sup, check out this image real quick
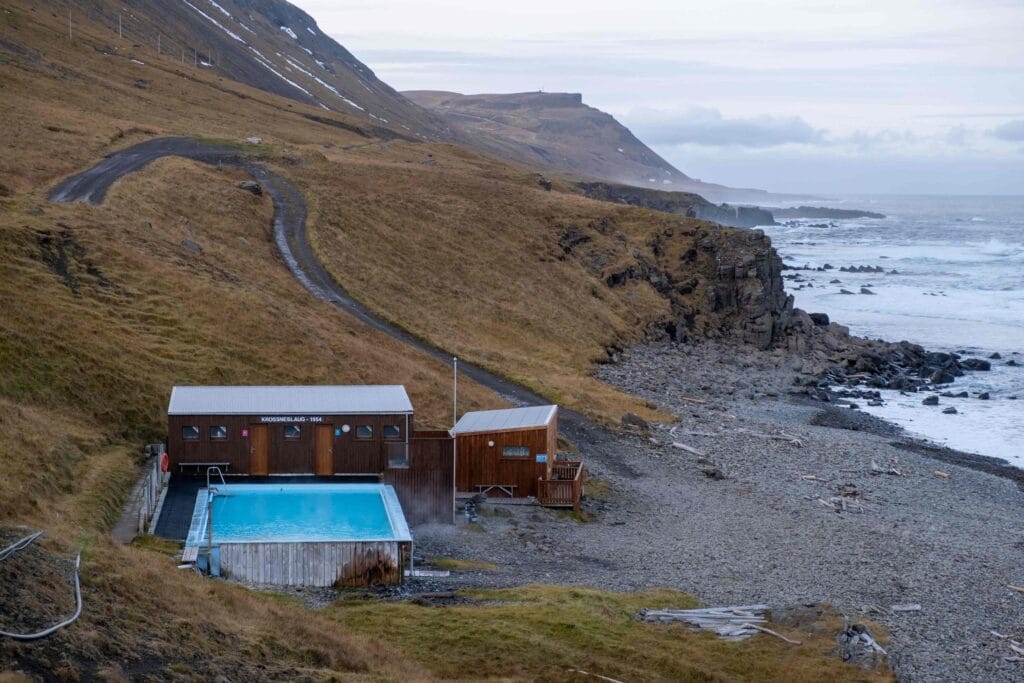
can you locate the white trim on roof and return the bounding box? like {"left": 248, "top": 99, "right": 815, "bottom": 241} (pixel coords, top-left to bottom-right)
{"left": 450, "top": 405, "right": 557, "bottom": 435}
{"left": 168, "top": 385, "right": 414, "bottom": 416}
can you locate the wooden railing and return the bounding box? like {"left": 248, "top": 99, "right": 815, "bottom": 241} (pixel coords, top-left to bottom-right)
{"left": 537, "top": 460, "right": 584, "bottom": 511}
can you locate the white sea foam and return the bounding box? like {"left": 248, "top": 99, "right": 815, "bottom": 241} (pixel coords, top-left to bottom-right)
{"left": 763, "top": 194, "right": 1024, "bottom": 467}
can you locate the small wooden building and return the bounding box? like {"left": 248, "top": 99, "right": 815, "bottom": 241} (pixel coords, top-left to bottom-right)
{"left": 166, "top": 385, "right": 454, "bottom": 524}
{"left": 167, "top": 385, "right": 416, "bottom": 475}
{"left": 451, "top": 405, "right": 559, "bottom": 499}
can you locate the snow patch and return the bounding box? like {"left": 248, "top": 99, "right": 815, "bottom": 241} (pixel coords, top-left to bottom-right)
{"left": 238, "top": 22, "right": 256, "bottom": 35}
{"left": 306, "top": 27, "right": 316, "bottom": 36}
{"left": 205, "top": 0, "right": 231, "bottom": 18}
{"left": 617, "top": 147, "right": 624, "bottom": 153}
{"left": 300, "top": 46, "right": 313, "bottom": 57}
{"left": 316, "top": 60, "right": 327, "bottom": 69}
{"left": 283, "top": 56, "right": 314, "bottom": 78}
{"left": 247, "top": 46, "right": 312, "bottom": 96}
{"left": 181, "top": 0, "right": 244, "bottom": 43}
{"left": 310, "top": 75, "right": 364, "bottom": 111}
{"left": 280, "top": 26, "right": 298, "bottom": 40}
{"left": 131, "top": 59, "right": 145, "bottom": 65}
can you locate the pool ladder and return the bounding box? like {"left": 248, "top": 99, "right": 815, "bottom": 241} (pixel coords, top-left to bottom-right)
{"left": 206, "top": 466, "right": 227, "bottom": 493}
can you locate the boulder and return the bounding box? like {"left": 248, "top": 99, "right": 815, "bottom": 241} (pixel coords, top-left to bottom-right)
{"left": 942, "top": 406, "right": 958, "bottom": 414}
{"left": 961, "top": 358, "right": 991, "bottom": 371}
{"left": 929, "top": 369, "right": 955, "bottom": 385}
{"left": 181, "top": 239, "right": 203, "bottom": 253}
{"left": 978, "top": 392, "right": 990, "bottom": 400}
{"left": 860, "top": 287, "right": 876, "bottom": 295}
{"left": 809, "top": 312, "right": 830, "bottom": 326}
{"left": 621, "top": 412, "right": 650, "bottom": 431}
{"left": 1007, "top": 359, "right": 1019, "bottom": 367}
{"left": 989, "top": 352, "right": 1002, "bottom": 359}
{"left": 922, "top": 395, "right": 939, "bottom": 406}
{"left": 236, "top": 180, "right": 263, "bottom": 196}
{"left": 840, "top": 289, "right": 855, "bottom": 295}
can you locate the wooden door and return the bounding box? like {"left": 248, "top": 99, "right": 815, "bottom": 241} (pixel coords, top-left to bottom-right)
{"left": 315, "top": 424, "right": 334, "bottom": 475}
{"left": 249, "top": 424, "right": 268, "bottom": 475}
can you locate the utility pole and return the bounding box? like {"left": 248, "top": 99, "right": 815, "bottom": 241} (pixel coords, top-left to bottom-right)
{"left": 118, "top": 14, "right": 122, "bottom": 39}
{"left": 68, "top": 9, "right": 72, "bottom": 41}
{"left": 157, "top": 33, "right": 160, "bottom": 55}
{"left": 452, "top": 357, "right": 458, "bottom": 428}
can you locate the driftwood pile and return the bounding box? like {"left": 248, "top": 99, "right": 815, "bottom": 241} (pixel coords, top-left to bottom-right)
{"left": 837, "top": 620, "right": 887, "bottom": 669}
{"left": 638, "top": 605, "right": 801, "bottom": 644}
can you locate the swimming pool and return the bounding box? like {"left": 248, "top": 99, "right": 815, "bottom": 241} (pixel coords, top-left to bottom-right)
{"left": 185, "top": 483, "right": 412, "bottom": 586}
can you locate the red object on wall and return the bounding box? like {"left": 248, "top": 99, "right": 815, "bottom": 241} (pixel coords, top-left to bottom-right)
{"left": 159, "top": 452, "right": 169, "bottom": 472}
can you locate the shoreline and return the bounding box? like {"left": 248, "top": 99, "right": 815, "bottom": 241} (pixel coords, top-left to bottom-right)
{"left": 407, "top": 340, "right": 1023, "bottom": 682}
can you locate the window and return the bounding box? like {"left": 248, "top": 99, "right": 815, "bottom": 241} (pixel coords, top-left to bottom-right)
{"left": 382, "top": 424, "right": 401, "bottom": 440}
{"left": 182, "top": 426, "right": 200, "bottom": 440}
{"left": 355, "top": 425, "right": 373, "bottom": 439}
{"left": 283, "top": 425, "right": 301, "bottom": 440}
{"left": 209, "top": 425, "right": 228, "bottom": 440}
{"left": 502, "top": 445, "right": 530, "bottom": 458}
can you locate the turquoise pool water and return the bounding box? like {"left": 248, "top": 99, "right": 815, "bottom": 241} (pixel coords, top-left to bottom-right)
{"left": 186, "top": 483, "right": 411, "bottom": 545}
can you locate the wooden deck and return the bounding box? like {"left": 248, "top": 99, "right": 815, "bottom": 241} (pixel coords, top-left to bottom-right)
{"left": 536, "top": 460, "right": 584, "bottom": 511}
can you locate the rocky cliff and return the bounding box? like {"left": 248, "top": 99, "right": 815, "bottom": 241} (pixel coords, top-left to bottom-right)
{"left": 577, "top": 181, "right": 776, "bottom": 229}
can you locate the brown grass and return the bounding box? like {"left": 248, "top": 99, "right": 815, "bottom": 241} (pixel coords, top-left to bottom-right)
{"left": 329, "top": 585, "right": 894, "bottom": 682}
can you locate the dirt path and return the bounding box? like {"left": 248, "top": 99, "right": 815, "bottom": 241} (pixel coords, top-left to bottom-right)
{"left": 48, "top": 136, "right": 567, "bottom": 421}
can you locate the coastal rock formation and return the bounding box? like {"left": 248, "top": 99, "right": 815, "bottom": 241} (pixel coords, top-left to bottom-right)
{"left": 773, "top": 206, "right": 886, "bottom": 220}
{"left": 577, "top": 181, "right": 776, "bottom": 229}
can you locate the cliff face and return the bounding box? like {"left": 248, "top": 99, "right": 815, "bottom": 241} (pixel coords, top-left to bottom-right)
{"left": 576, "top": 181, "right": 776, "bottom": 229}
{"left": 403, "top": 90, "right": 687, "bottom": 186}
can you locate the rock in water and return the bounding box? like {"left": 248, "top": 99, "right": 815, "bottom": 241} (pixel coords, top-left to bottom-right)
{"left": 942, "top": 406, "right": 958, "bottom": 414}
{"left": 860, "top": 287, "right": 876, "bottom": 295}
{"left": 809, "top": 312, "right": 830, "bottom": 326}
{"left": 961, "top": 358, "right": 991, "bottom": 371}
{"left": 922, "top": 395, "right": 939, "bottom": 406}
{"left": 978, "top": 392, "right": 991, "bottom": 400}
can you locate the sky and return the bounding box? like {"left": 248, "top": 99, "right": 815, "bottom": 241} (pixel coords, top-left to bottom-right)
{"left": 291, "top": 0, "right": 1024, "bottom": 195}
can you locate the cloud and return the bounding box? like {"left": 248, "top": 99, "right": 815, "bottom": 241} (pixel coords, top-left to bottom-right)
{"left": 989, "top": 119, "right": 1024, "bottom": 141}
{"left": 626, "top": 107, "right": 826, "bottom": 148}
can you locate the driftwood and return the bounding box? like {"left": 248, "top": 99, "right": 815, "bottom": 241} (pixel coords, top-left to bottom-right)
{"left": 566, "top": 668, "right": 626, "bottom": 683}
{"left": 734, "top": 427, "right": 803, "bottom": 447}
{"left": 890, "top": 603, "right": 921, "bottom": 612}
{"left": 639, "top": 605, "right": 777, "bottom": 641}
{"left": 1007, "top": 584, "right": 1024, "bottom": 594}
{"left": 817, "top": 496, "right": 868, "bottom": 513}
{"left": 676, "top": 396, "right": 708, "bottom": 405}
{"left": 672, "top": 442, "right": 707, "bottom": 457}
{"left": 870, "top": 459, "right": 906, "bottom": 476}
{"left": 800, "top": 474, "right": 830, "bottom": 483}
{"left": 741, "top": 622, "right": 802, "bottom": 645}
{"left": 933, "top": 470, "right": 951, "bottom": 478}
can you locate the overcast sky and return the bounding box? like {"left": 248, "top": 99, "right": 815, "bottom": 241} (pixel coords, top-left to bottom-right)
{"left": 293, "top": 0, "right": 1024, "bottom": 195}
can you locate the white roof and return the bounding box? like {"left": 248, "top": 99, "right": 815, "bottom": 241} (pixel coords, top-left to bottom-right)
{"left": 168, "top": 385, "right": 414, "bottom": 415}
{"left": 450, "top": 405, "right": 557, "bottom": 435}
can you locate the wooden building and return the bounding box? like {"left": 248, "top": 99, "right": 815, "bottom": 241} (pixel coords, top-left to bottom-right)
{"left": 452, "top": 405, "right": 559, "bottom": 499}
{"left": 166, "top": 385, "right": 453, "bottom": 524}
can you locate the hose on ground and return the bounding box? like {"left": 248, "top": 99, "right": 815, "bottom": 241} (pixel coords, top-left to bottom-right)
{"left": 0, "top": 531, "right": 83, "bottom": 640}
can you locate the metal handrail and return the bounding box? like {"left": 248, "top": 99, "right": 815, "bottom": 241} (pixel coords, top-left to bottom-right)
{"left": 206, "top": 466, "right": 226, "bottom": 491}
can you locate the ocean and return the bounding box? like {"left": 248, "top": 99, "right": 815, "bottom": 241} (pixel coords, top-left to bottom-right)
{"left": 758, "top": 195, "right": 1024, "bottom": 468}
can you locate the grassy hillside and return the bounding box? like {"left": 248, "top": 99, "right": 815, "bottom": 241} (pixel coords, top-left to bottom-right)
{"left": 0, "top": 3, "right": 887, "bottom": 680}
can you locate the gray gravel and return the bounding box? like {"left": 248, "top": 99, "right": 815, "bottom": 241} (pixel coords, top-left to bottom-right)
{"left": 413, "top": 341, "right": 1024, "bottom": 683}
